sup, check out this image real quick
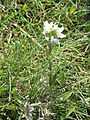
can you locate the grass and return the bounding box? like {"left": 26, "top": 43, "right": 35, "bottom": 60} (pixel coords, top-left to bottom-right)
{"left": 0, "top": 0, "right": 90, "bottom": 119}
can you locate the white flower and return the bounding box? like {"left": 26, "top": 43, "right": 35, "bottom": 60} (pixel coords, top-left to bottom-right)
{"left": 42, "top": 31, "right": 46, "bottom": 35}
{"left": 58, "top": 27, "right": 64, "bottom": 33}
{"left": 45, "top": 36, "right": 59, "bottom": 44}
{"left": 51, "top": 36, "right": 59, "bottom": 44}
{"left": 57, "top": 27, "right": 66, "bottom": 38}
{"left": 43, "top": 21, "right": 66, "bottom": 43}
{"left": 43, "top": 21, "right": 53, "bottom": 35}
{"left": 59, "top": 33, "right": 66, "bottom": 38}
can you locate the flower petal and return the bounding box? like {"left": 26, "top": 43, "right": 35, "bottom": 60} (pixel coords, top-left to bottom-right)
{"left": 50, "top": 22, "right": 53, "bottom": 27}
{"left": 45, "top": 36, "right": 49, "bottom": 41}
{"left": 53, "top": 39, "right": 59, "bottom": 44}
{"left": 53, "top": 24, "right": 58, "bottom": 30}
{"left": 51, "top": 36, "right": 59, "bottom": 43}
{"left": 58, "top": 27, "right": 64, "bottom": 33}
{"left": 51, "top": 36, "right": 54, "bottom": 42}
{"left": 44, "top": 21, "right": 49, "bottom": 26}
{"left": 59, "top": 33, "right": 66, "bottom": 38}
{"left": 42, "top": 31, "right": 46, "bottom": 35}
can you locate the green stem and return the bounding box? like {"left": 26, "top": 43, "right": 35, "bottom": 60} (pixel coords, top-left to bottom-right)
{"left": 48, "top": 38, "right": 52, "bottom": 86}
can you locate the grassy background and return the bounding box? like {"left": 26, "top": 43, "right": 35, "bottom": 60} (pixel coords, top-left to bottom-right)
{"left": 0, "top": 0, "right": 90, "bottom": 119}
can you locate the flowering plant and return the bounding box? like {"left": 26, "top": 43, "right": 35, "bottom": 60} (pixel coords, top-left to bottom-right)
{"left": 42, "top": 21, "right": 66, "bottom": 86}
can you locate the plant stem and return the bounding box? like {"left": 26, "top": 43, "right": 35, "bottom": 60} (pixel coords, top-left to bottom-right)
{"left": 48, "top": 38, "right": 52, "bottom": 86}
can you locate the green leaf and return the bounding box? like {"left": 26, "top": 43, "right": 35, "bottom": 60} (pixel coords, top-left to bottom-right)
{"left": 66, "top": 107, "right": 75, "bottom": 118}
{"left": 60, "top": 91, "right": 72, "bottom": 101}
{"left": 23, "top": 3, "right": 27, "bottom": 11}
{"left": 70, "top": 6, "right": 76, "bottom": 15}
{"left": 6, "top": 104, "right": 16, "bottom": 111}
{"left": 12, "top": 87, "right": 16, "bottom": 93}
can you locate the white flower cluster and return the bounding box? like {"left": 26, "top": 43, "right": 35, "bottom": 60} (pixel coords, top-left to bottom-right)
{"left": 43, "top": 21, "right": 66, "bottom": 43}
